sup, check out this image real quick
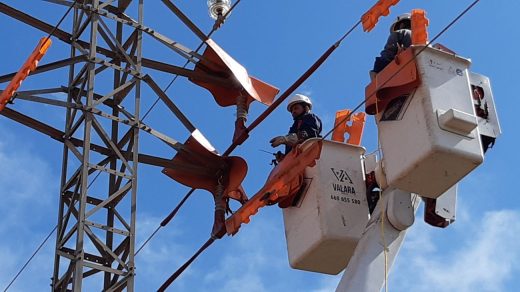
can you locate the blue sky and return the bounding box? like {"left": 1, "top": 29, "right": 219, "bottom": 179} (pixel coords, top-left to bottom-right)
{"left": 0, "top": 0, "right": 519, "bottom": 291}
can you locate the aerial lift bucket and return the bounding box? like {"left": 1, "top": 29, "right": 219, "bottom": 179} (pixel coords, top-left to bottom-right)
{"left": 225, "top": 139, "right": 323, "bottom": 236}
{"left": 281, "top": 140, "right": 369, "bottom": 275}
{"left": 368, "top": 46, "right": 485, "bottom": 198}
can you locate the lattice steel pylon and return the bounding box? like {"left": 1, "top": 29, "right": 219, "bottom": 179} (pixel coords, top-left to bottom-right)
{"left": 50, "top": 1, "right": 143, "bottom": 290}
{"left": 0, "top": 0, "right": 251, "bottom": 290}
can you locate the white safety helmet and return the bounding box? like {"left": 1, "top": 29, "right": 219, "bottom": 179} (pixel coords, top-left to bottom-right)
{"left": 287, "top": 94, "right": 312, "bottom": 112}
{"left": 390, "top": 13, "right": 411, "bottom": 32}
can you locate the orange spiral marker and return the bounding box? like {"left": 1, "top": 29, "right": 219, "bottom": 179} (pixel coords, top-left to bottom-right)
{"left": 361, "top": 0, "right": 401, "bottom": 32}
{"left": 0, "top": 37, "right": 52, "bottom": 111}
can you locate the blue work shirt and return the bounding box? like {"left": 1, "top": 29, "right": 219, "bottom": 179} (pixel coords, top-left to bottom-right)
{"left": 373, "top": 29, "right": 412, "bottom": 73}
{"left": 285, "top": 112, "right": 322, "bottom": 154}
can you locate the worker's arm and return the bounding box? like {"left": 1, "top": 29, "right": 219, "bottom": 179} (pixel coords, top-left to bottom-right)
{"left": 373, "top": 29, "right": 411, "bottom": 73}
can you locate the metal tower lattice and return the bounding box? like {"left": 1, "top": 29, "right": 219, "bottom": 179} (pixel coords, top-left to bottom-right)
{"left": 0, "top": 0, "right": 219, "bottom": 290}
{"left": 51, "top": 1, "right": 143, "bottom": 290}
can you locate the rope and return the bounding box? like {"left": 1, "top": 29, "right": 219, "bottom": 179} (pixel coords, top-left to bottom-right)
{"left": 374, "top": 95, "right": 389, "bottom": 292}
{"left": 321, "top": 3, "right": 483, "bottom": 290}
{"left": 380, "top": 188, "right": 389, "bottom": 292}
{"left": 325, "top": 3, "right": 483, "bottom": 290}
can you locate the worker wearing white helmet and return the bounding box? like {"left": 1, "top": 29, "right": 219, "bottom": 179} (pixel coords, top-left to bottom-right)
{"left": 371, "top": 12, "right": 412, "bottom": 76}
{"left": 270, "top": 94, "right": 322, "bottom": 155}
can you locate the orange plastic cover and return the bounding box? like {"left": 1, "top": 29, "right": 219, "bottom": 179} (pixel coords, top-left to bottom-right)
{"left": 225, "top": 139, "right": 322, "bottom": 236}
{"left": 361, "top": 0, "right": 401, "bottom": 32}
{"left": 190, "top": 39, "right": 280, "bottom": 107}
{"left": 365, "top": 48, "right": 420, "bottom": 115}
{"left": 0, "top": 37, "right": 52, "bottom": 111}
{"left": 162, "top": 134, "right": 247, "bottom": 198}
{"left": 411, "top": 9, "right": 429, "bottom": 45}
{"left": 331, "top": 110, "right": 366, "bottom": 146}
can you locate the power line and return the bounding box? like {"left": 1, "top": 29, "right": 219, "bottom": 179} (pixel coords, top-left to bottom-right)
{"left": 223, "top": 18, "right": 362, "bottom": 156}
{"left": 4, "top": 153, "right": 115, "bottom": 291}
{"left": 4, "top": 0, "right": 482, "bottom": 290}
{"left": 134, "top": 1, "right": 244, "bottom": 255}
{"left": 158, "top": 0, "right": 483, "bottom": 289}
{"left": 2, "top": 2, "right": 80, "bottom": 291}
{"left": 156, "top": 13, "right": 366, "bottom": 292}
{"left": 43, "top": 0, "right": 78, "bottom": 44}
{"left": 323, "top": 0, "right": 481, "bottom": 140}
{"left": 4, "top": 4, "right": 243, "bottom": 287}
{"left": 157, "top": 237, "right": 215, "bottom": 292}
{"left": 141, "top": 0, "right": 243, "bottom": 121}
{"left": 144, "top": 11, "right": 363, "bottom": 286}
{"left": 135, "top": 188, "right": 195, "bottom": 255}
{"left": 3, "top": 226, "right": 58, "bottom": 292}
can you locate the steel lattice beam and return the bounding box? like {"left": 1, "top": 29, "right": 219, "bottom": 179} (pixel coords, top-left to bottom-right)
{"left": 49, "top": 1, "right": 142, "bottom": 290}
{"left": 0, "top": 0, "right": 229, "bottom": 290}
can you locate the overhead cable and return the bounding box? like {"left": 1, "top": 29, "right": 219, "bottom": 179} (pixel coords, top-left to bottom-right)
{"left": 157, "top": 12, "right": 369, "bottom": 292}
{"left": 135, "top": 1, "right": 244, "bottom": 255}
{"left": 323, "top": 0, "right": 481, "bottom": 140}
{"left": 2, "top": 2, "right": 80, "bottom": 290}
{"left": 141, "top": 0, "right": 242, "bottom": 120}
{"left": 3, "top": 227, "right": 57, "bottom": 291}
{"left": 158, "top": 1, "right": 482, "bottom": 290}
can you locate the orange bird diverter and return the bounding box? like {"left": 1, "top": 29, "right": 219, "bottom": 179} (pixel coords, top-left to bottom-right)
{"left": 0, "top": 37, "right": 52, "bottom": 111}
{"left": 361, "top": 0, "right": 401, "bottom": 32}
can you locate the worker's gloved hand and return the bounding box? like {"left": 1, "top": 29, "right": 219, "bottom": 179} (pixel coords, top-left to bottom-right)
{"left": 285, "top": 133, "right": 299, "bottom": 146}
{"left": 270, "top": 136, "right": 286, "bottom": 147}
{"left": 270, "top": 133, "right": 299, "bottom": 148}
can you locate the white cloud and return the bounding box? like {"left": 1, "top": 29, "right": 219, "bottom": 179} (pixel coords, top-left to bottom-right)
{"left": 200, "top": 216, "right": 284, "bottom": 292}
{"left": 0, "top": 130, "right": 57, "bottom": 291}
{"left": 133, "top": 213, "right": 199, "bottom": 291}
{"left": 170, "top": 211, "right": 344, "bottom": 292}
{"left": 392, "top": 210, "right": 520, "bottom": 292}
{"left": 1, "top": 130, "right": 516, "bottom": 292}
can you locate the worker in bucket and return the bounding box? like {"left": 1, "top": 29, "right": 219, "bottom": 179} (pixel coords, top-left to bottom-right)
{"left": 270, "top": 94, "right": 322, "bottom": 158}
{"left": 370, "top": 13, "right": 412, "bottom": 79}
